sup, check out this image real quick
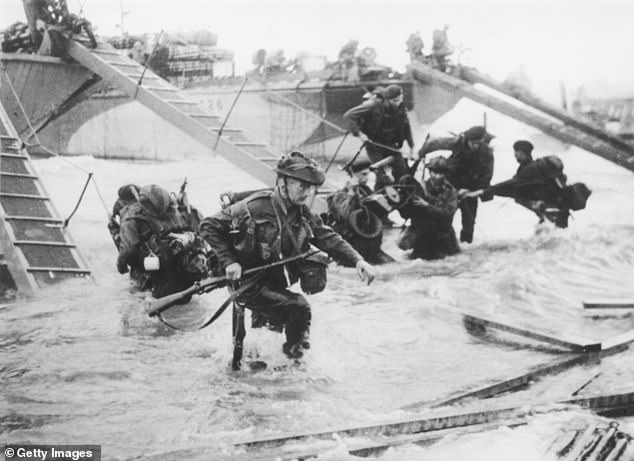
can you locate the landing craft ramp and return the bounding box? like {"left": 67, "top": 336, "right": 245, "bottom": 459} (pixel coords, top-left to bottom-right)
{"left": 409, "top": 61, "right": 634, "bottom": 173}
{"left": 0, "top": 100, "right": 91, "bottom": 296}
{"left": 64, "top": 39, "right": 295, "bottom": 187}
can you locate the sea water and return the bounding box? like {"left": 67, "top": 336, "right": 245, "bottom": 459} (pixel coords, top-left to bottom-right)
{"left": 2, "top": 105, "right": 634, "bottom": 460}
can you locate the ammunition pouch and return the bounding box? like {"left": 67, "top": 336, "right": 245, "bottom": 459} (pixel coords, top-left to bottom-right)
{"left": 298, "top": 251, "right": 329, "bottom": 295}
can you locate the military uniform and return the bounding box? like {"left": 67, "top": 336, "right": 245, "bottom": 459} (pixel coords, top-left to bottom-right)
{"left": 398, "top": 162, "right": 459, "bottom": 260}
{"left": 325, "top": 183, "right": 393, "bottom": 265}
{"left": 200, "top": 188, "right": 363, "bottom": 356}
{"left": 484, "top": 155, "right": 569, "bottom": 228}
{"left": 344, "top": 86, "right": 413, "bottom": 190}
{"left": 117, "top": 185, "right": 205, "bottom": 298}
{"left": 420, "top": 126, "right": 494, "bottom": 243}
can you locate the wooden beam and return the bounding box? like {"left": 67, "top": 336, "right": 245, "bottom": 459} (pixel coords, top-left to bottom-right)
{"left": 405, "top": 341, "right": 630, "bottom": 411}
{"left": 583, "top": 301, "right": 634, "bottom": 309}
{"left": 462, "top": 313, "right": 601, "bottom": 352}
{"left": 231, "top": 391, "right": 634, "bottom": 459}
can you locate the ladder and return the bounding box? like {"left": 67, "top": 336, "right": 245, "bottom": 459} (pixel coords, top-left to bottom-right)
{"left": 409, "top": 62, "right": 634, "bottom": 173}
{"left": 64, "top": 39, "right": 281, "bottom": 186}
{"left": 0, "top": 101, "right": 91, "bottom": 295}
{"left": 459, "top": 66, "right": 634, "bottom": 157}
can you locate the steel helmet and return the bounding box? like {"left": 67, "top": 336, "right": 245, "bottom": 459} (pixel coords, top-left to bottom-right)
{"left": 427, "top": 156, "right": 449, "bottom": 173}
{"left": 138, "top": 184, "right": 172, "bottom": 216}
{"left": 276, "top": 151, "right": 326, "bottom": 186}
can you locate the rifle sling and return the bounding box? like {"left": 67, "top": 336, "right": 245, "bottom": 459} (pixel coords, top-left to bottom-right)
{"left": 157, "top": 272, "right": 265, "bottom": 331}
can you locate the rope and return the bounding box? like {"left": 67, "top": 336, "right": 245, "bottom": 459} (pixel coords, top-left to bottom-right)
{"left": 325, "top": 132, "right": 349, "bottom": 174}
{"left": 249, "top": 76, "right": 347, "bottom": 135}
{"left": 214, "top": 76, "right": 248, "bottom": 150}
{"left": 62, "top": 172, "right": 92, "bottom": 228}
{"left": 0, "top": 63, "right": 42, "bottom": 147}
{"left": 134, "top": 30, "right": 164, "bottom": 98}
{"left": 1, "top": 63, "right": 112, "bottom": 221}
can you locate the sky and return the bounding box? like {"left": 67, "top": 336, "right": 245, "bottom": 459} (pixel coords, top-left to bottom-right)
{"left": 3, "top": 0, "right": 634, "bottom": 99}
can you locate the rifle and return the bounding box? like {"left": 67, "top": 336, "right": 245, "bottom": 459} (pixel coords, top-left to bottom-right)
{"left": 177, "top": 177, "right": 191, "bottom": 214}
{"left": 147, "top": 249, "right": 320, "bottom": 318}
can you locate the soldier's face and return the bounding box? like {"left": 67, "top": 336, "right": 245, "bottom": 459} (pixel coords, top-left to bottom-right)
{"left": 429, "top": 170, "right": 445, "bottom": 185}
{"left": 467, "top": 139, "right": 484, "bottom": 150}
{"left": 514, "top": 149, "right": 531, "bottom": 164}
{"left": 388, "top": 95, "right": 403, "bottom": 107}
{"left": 285, "top": 178, "right": 316, "bottom": 205}
{"left": 353, "top": 169, "right": 370, "bottom": 185}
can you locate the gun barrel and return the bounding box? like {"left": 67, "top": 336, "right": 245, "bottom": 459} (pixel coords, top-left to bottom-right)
{"left": 147, "top": 284, "right": 200, "bottom": 317}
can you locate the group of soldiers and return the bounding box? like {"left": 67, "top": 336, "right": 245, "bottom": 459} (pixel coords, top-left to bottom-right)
{"left": 111, "top": 84, "right": 590, "bottom": 368}
{"left": 336, "top": 83, "right": 591, "bottom": 263}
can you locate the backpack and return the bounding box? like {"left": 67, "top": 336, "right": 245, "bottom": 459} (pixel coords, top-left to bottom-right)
{"left": 563, "top": 182, "right": 592, "bottom": 210}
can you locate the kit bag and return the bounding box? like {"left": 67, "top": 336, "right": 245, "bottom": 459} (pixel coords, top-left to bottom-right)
{"left": 564, "top": 182, "right": 592, "bottom": 210}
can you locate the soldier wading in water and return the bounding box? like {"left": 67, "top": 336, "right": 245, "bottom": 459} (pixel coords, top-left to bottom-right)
{"left": 200, "top": 152, "right": 375, "bottom": 362}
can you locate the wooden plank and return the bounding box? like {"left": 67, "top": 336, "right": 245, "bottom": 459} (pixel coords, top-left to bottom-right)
{"left": 406, "top": 341, "right": 630, "bottom": 411}
{"left": 242, "top": 419, "right": 528, "bottom": 461}
{"left": 460, "top": 67, "right": 634, "bottom": 156}
{"left": 234, "top": 391, "right": 634, "bottom": 456}
{"left": 583, "top": 301, "right": 634, "bottom": 309}
{"left": 601, "top": 329, "right": 634, "bottom": 352}
{"left": 409, "top": 62, "right": 634, "bottom": 172}
{"left": 234, "top": 404, "right": 524, "bottom": 452}
{"left": 415, "top": 353, "right": 589, "bottom": 410}
{"left": 462, "top": 313, "right": 601, "bottom": 352}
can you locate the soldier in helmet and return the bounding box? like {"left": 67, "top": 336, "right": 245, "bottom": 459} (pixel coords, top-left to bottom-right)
{"left": 397, "top": 156, "right": 460, "bottom": 260}
{"left": 417, "top": 125, "right": 494, "bottom": 243}
{"left": 200, "top": 152, "right": 375, "bottom": 362}
{"left": 116, "top": 184, "right": 207, "bottom": 298}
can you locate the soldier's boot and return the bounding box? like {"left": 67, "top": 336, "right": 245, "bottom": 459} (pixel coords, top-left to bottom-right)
{"left": 460, "top": 230, "right": 473, "bottom": 244}
{"left": 282, "top": 342, "right": 303, "bottom": 359}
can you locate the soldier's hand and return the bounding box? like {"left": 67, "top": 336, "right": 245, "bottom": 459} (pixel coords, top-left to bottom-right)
{"left": 462, "top": 189, "right": 483, "bottom": 199}
{"left": 225, "top": 262, "right": 243, "bottom": 281}
{"left": 356, "top": 260, "right": 375, "bottom": 285}
{"left": 359, "top": 133, "right": 369, "bottom": 143}
{"left": 412, "top": 196, "right": 429, "bottom": 207}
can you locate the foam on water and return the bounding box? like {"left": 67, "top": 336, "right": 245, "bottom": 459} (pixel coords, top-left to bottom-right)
{"left": 2, "top": 109, "right": 634, "bottom": 458}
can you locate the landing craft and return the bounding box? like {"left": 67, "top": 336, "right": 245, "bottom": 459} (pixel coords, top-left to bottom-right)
{"left": 1, "top": 6, "right": 634, "bottom": 460}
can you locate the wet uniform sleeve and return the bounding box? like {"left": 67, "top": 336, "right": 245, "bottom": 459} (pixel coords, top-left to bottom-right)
{"left": 343, "top": 101, "right": 375, "bottom": 136}
{"left": 308, "top": 212, "right": 363, "bottom": 266}
{"left": 418, "top": 136, "right": 458, "bottom": 157}
{"left": 117, "top": 218, "right": 142, "bottom": 267}
{"left": 485, "top": 177, "right": 522, "bottom": 198}
{"left": 199, "top": 208, "right": 239, "bottom": 270}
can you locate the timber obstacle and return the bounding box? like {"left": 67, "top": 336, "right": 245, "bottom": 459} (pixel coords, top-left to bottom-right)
{"left": 401, "top": 314, "right": 634, "bottom": 410}
{"left": 223, "top": 391, "right": 634, "bottom": 460}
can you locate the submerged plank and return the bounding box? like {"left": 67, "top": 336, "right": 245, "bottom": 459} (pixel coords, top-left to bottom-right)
{"left": 583, "top": 301, "right": 634, "bottom": 309}
{"left": 233, "top": 391, "right": 634, "bottom": 458}
{"left": 463, "top": 313, "right": 601, "bottom": 352}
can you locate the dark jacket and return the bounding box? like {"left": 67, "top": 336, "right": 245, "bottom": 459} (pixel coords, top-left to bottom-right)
{"left": 484, "top": 155, "right": 569, "bottom": 227}
{"left": 117, "top": 202, "right": 198, "bottom": 271}
{"left": 200, "top": 190, "right": 362, "bottom": 288}
{"left": 487, "top": 156, "right": 566, "bottom": 202}
{"left": 398, "top": 175, "right": 459, "bottom": 260}
{"left": 344, "top": 99, "right": 414, "bottom": 148}
{"left": 325, "top": 184, "right": 388, "bottom": 265}
{"left": 421, "top": 136, "right": 494, "bottom": 190}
